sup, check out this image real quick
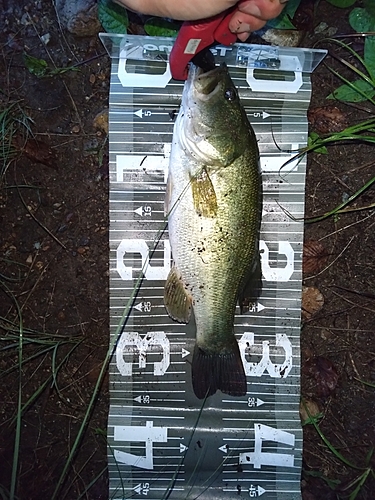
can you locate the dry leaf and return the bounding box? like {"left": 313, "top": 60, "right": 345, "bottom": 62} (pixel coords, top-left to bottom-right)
{"left": 303, "top": 356, "right": 339, "bottom": 397}
{"left": 93, "top": 109, "right": 109, "bottom": 135}
{"left": 300, "top": 399, "right": 320, "bottom": 424}
{"left": 14, "top": 136, "right": 57, "bottom": 169}
{"left": 303, "top": 240, "right": 329, "bottom": 275}
{"left": 302, "top": 286, "right": 324, "bottom": 320}
{"left": 308, "top": 105, "right": 348, "bottom": 134}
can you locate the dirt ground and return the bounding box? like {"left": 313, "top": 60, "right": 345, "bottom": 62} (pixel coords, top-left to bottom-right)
{"left": 1, "top": 1, "right": 375, "bottom": 499}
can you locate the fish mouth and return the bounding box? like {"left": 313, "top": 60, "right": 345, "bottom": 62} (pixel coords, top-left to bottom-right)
{"left": 190, "top": 63, "right": 227, "bottom": 96}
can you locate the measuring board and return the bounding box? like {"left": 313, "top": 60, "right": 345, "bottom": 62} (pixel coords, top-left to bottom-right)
{"left": 101, "top": 34, "right": 326, "bottom": 500}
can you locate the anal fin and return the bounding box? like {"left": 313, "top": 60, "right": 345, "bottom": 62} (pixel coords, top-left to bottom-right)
{"left": 191, "top": 341, "right": 247, "bottom": 399}
{"left": 164, "top": 266, "right": 192, "bottom": 323}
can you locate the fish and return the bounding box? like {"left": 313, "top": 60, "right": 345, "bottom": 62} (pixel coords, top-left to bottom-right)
{"left": 164, "top": 63, "right": 261, "bottom": 399}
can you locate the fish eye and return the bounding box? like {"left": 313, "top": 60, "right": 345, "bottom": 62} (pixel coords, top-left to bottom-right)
{"left": 224, "top": 88, "right": 237, "bottom": 101}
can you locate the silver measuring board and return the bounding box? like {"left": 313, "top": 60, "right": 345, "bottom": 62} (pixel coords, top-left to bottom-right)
{"left": 102, "top": 34, "right": 326, "bottom": 500}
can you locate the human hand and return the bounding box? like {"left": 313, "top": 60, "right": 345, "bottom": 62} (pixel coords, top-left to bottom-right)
{"left": 114, "top": 0, "right": 287, "bottom": 41}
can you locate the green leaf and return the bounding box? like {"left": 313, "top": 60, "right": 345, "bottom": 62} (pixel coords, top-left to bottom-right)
{"left": 308, "top": 132, "right": 328, "bottom": 154}
{"left": 364, "top": 0, "right": 375, "bottom": 18}
{"left": 304, "top": 470, "right": 341, "bottom": 490}
{"left": 327, "top": 78, "right": 375, "bottom": 102}
{"left": 364, "top": 36, "right": 375, "bottom": 80}
{"left": 325, "top": 0, "right": 356, "bottom": 7}
{"left": 349, "top": 8, "right": 375, "bottom": 78}
{"left": 97, "top": 0, "right": 128, "bottom": 34}
{"left": 24, "top": 54, "right": 48, "bottom": 77}
{"left": 349, "top": 7, "right": 375, "bottom": 32}
{"left": 144, "top": 17, "right": 180, "bottom": 37}
{"left": 266, "top": 0, "right": 301, "bottom": 29}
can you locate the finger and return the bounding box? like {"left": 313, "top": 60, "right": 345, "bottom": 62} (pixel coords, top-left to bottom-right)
{"left": 228, "top": 11, "right": 268, "bottom": 34}
{"left": 113, "top": 0, "right": 238, "bottom": 21}
{"left": 237, "top": 0, "right": 286, "bottom": 21}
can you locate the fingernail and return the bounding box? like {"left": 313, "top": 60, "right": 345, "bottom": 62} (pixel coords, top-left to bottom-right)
{"left": 245, "top": 4, "right": 261, "bottom": 18}
{"left": 233, "top": 22, "right": 252, "bottom": 34}
{"left": 279, "top": 0, "right": 289, "bottom": 4}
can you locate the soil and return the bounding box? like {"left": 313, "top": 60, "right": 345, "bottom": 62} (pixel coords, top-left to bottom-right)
{"left": 1, "top": 1, "right": 375, "bottom": 499}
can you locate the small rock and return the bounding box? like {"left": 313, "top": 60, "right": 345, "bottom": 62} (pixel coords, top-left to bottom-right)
{"left": 40, "top": 33, "right": 50, "bottom": 45}
{"left": 261, "top": 28, "right": 305, "bottom": 47}
{"left": 57, "top": 310, "right": 65, "bottom": 321}
{"left": 314, "top": 21, "right": 328, "bottom": 34}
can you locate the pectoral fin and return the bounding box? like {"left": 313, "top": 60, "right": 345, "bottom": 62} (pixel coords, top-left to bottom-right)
{"left": 190, "top": 167, "right": 217, "bottom": 218}
{"left": 164, "top": 266, "right": 192, "bottom": 323}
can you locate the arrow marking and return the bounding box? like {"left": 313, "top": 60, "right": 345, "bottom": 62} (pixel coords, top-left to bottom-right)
{"left": 134, "top": 109, "right": 143, "bottom": 118}
{"left": 257, "top": 398, "right": 265, "bottom": 407}
{"left": 180, "top": 443, "right": 188, "bottom": 453}
{"left": 262, "top": 111, "right": 270, "bottom": 119}
{"left": 134, "top": 302, "right": 143, "bottom": 312}
{"left": 134, "top": 206, "right": 143, "bottom": 216}
{"left": 247, "top": 302, "right": 265, "bottom": 313}
{"left": 134, "top": 483, "right": 142, "bottom": 494}
{"left": 181, "top": 348, "right": 190, "bottom": 358}
{"left": 258, "top": 485, "right": 266, "bottom": 496}
{"left": 219, "top": 444, "right": 228, "bottom": 454}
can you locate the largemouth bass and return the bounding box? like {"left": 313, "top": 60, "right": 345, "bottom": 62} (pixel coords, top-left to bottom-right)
{"left": 164, "top": 63, "right": 261, "bottom": 399}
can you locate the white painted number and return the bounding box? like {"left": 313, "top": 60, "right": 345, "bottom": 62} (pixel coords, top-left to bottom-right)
{"left": 116, "top": 331, "right": 170, "bottom": 376}
{"left": 239, "top": 333, "right": 292, "bottom": 378}
{"left": 114, "top": 421, "right": 167, "bottom": 470}
{"left": 239, "top": 424, "right": 295, "bottom": 469}
{"left": 260, "top": 240, "right": 294, "bottom": 282}
{"left": 116, "top": 239, "right": 171, "bottom": 281}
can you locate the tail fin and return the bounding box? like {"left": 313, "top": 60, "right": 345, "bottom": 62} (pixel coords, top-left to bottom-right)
{"left": 192, "top": 343, "right": 247, "bottom": 399}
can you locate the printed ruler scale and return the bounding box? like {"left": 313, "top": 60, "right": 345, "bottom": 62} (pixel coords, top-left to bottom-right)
{"left": 102, "top": 34, "right": 326, "bottom": 500}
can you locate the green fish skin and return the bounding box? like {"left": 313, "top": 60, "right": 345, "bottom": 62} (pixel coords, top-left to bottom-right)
{"left": 164, "top": 63, "right": 261, "bottom": 399}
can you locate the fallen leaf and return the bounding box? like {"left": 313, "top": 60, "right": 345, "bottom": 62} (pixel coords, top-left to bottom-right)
{"left": 14, "top": 136, "right": 57, "bottom": 168}
{"left": 300, "top": 398, "right": 321, "bottom": 424}
{"left": 308, "top": 105, "right": 349, "bottom": 134}
{"left": 303, "top": 356, "right": 339, "bottom": 397}
{"left": 93, "top": 109, "right": 109, "bottom": 135}
{"left": 302, "top": 286, "right": 324, "bottom": 320}
{"left": 303, "top": 240, "right": 329, "bottom": 275}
